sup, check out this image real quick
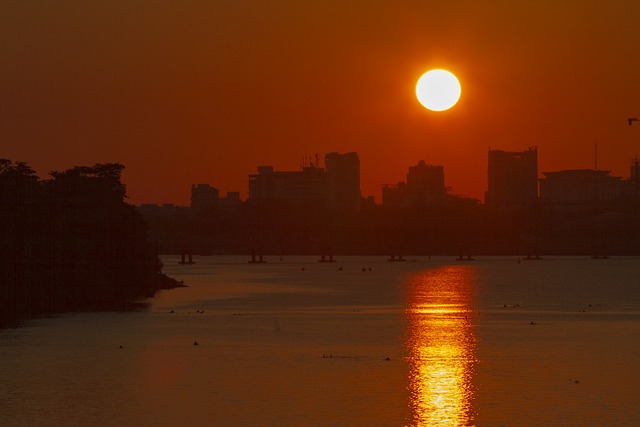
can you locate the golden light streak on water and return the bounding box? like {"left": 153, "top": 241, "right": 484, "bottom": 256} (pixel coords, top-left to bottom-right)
{"left": 406, "top": 266, "right": 478, "bottom": 426}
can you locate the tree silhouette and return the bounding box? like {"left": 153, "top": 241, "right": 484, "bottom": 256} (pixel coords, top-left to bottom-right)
{"left": 0, "top": 160, "right": 176, "bottom": 326}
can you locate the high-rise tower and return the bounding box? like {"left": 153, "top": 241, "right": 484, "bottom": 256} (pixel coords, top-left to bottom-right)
{"left": 485, "top": 147, "right": 538, "bottom": 207}
{"left": 325, "top": 152, "right": 361, "bottom": 209}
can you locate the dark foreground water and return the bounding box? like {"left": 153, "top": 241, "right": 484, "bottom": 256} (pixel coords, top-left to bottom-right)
{"left": 1, "top": 256, "right": 639, "bottom": 426}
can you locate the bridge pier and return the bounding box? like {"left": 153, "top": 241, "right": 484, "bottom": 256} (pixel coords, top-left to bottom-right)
{"left": 249, "top": 253, "right": 266, "bottom": 264}
{"left": 179, "top": 251, "right": 195, "bottom": 264}
{"left": 318, "top": 253, "right": 336, "bottom": 263}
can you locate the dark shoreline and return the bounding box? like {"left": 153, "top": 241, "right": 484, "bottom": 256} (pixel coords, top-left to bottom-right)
{"left": 0, "top": 161, "right": 190, "bottom": 329}
{"left": 0, "top": 272, "right": 185, "bottom": 329}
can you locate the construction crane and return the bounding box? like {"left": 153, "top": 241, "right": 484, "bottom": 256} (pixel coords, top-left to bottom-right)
{"left": 628, "top": 117, "right": 639, "bottom": 126}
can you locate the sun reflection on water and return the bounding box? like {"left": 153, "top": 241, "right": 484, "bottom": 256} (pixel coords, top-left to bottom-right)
{"left": 406, "top": 266, "right": 478, "bottom": 427}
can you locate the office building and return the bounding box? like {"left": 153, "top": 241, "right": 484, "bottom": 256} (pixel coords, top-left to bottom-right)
{"left": 248, "top": 165, "right": 326, "bottom": 203}
{"left": 325, "top": 152, "right": 361, "bottom": 209}
{"left": 382, "top": 161, "right": 446, "bottom": 207}
{"left": 248, "top": 152, "right": 362, "bottom": 207}
{"left": 485, "top": 147, "right": 538, "bottom": 207}
{"left": 190, "top": 184, "right": 219, "bottom": 214}
{"left": 539, "top": 169, "right": 633, "bottom": 204}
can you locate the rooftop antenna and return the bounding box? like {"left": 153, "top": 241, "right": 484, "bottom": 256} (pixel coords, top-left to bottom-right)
{"left": 594, "top": 143, "right": 598, "bottom": 171}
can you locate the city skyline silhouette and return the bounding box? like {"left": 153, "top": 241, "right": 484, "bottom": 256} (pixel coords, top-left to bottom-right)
{"left": 139, "top": 145, "right": 637, "bottom": 207}
{"left": 3, "top": 2, "right": 640, "bottom": 205}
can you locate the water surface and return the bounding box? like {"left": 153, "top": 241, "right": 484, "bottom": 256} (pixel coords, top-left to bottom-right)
{"left": 1, "top": 256, "right": 639, "bottom": 426}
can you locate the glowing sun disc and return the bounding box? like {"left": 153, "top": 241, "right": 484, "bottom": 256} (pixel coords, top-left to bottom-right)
{"left": 416, "top": 69, "right": 461, "bottom": 111}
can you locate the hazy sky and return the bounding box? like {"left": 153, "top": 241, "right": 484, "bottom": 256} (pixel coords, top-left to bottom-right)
{"left": 3, "top": 1, "right": 640, "bottom": 204}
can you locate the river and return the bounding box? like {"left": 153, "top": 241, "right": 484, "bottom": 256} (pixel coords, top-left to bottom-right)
{"left": 1, "top": 256, "right": 639, "bottom": 426}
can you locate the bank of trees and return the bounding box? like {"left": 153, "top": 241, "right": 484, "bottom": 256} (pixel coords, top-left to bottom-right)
{"left": 145, "top": 196, "right": 640, "bottom": 257}
{"left": 0, "top": 160, "right": 177, "bottom": 325}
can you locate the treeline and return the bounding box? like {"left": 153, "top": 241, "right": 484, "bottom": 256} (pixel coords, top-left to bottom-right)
{"left": 144, "top": 197, "right": 640, "bottom": 257}
{"left": 0, "top": 160, "right": 178, "bottom": 326}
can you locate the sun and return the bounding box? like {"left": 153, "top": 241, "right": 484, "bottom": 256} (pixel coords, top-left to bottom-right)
{"left": 416, "top": 69, "right": 461, "bottom": 111}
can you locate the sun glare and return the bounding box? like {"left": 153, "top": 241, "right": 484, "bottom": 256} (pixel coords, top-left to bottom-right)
{"left": 406, "top": 266, "right": 477, "bottom": 426}
{"left": 416, "top": 69, "right": 461, "bottom": 112}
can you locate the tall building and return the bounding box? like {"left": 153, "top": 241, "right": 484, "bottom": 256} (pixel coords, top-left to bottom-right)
{"left": 248, "top": 165, "right": 326, "bottom": 203}
{"left": 382, "top": 161, "right": 446, "bottom": 207}
{"left": 539, "top": 169, "right": 634, "bottom": 204}
{"left": 325, "top": 152, "right": 361, "bottom": 209}
{"left": 248, "top": 152, "right": 361, "bottom": 207}
{"left": 406, "top": 161, "right": 446, "bottom": 205}
{"left": 190, "top": 184, "right": 219, "bottom": 214}
{"left": 382, "top": 182, "right": 408, "bottom": 207}
{"left": 219, "top": 191, "right": 242, "bottom": 212}
{"left": 630, "top": 158, "right": 640, "bottom": 193}
{"left": 485, "top": 147, "right": 538, "bottom": 207}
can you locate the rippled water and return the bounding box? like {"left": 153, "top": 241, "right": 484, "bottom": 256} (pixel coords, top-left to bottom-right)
{"left": 1, "top": 256, "right": 639, "bottom": 426}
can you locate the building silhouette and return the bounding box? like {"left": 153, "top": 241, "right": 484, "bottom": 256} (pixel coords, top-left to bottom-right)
{"left": 407, "top": 161, "right": 446, "bottom": 205}
{"left": 248, "top": 164, "right": 326, "bottom": 203}
{"left": 191, "top": 184, "right": 219, "bottom": 215}
{"left": 248, "top": 153, "right": 362, "bottom": 207}
{"left": 383, "top": 161, "right": 447, "bottom": 207}
{"left": 630, "top": 158, "right": 640, "bottom": 194}
{"left": 485, "top": 147, "right": 538, "bottom": 208}
{"left": 325, "top": 152, "right": 361, "bottom": 209}
{"left": 382, "top": 182, "right": 408, "bottom": 207}
{"left": 539, "top": 169, "right": 634, "bottom": 205}
{"left": 220, "top": 191, "right": 242, "bottom": 209}
{"left": 248, "top": 164, "right": 326, "bottom": 204}
{"left": 134, "top": 145, "right": 640, "bottom": 256}
{"left": 138, "top": 203, "right": 190, "bottom": 219}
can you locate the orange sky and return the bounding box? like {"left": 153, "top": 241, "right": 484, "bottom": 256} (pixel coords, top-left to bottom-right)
{"left": 3, "top": 1, "right": 640, "bottom": 205}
